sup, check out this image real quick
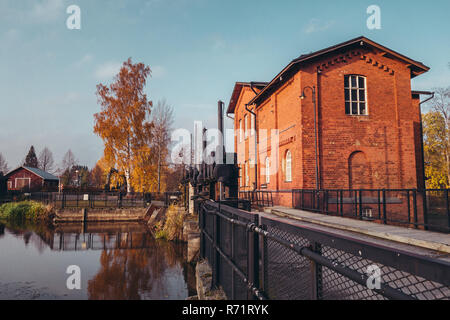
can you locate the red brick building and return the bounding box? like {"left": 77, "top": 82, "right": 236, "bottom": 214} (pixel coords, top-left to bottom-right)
{"left": 227, "top": 37, "right": 430, "bottom": 197}
{"left": 5, "top": 166, "right": 59, "bottom": 192}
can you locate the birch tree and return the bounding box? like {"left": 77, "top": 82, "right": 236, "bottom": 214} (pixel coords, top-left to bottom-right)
{"left": 94, "top": 58, "right": 153, "bottom": 193}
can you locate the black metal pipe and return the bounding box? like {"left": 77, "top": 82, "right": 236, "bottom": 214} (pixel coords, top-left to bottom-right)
{"left": 245, "top": 104, "right": 258, "bottom": 191}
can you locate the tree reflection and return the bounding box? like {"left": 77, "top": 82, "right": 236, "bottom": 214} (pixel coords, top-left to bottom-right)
{"left": 87, "top": 234, "right": 187, "bottom": 300}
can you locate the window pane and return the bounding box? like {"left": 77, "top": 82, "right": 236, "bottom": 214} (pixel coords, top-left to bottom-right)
{"left": 351, "top": 76, "right": 357, "bottom": 88}
{"left": 344, "top": 76, "right": 350, "bottom": 88}
{"left": 345, "top": 89, "right": 349, "bottom": 101}
{"left": 359, "top": 89, "right": 365, "bottom": 101}
{"left": 345, "top": 102, "right": 350, "bottom": 114}
{"left": 351, "top": 89, "right": 358, "bottom": 101}
{"left": 358, "top": 77, "right": 365, "bottom": 88}
{"left": 360, "top": 103, "right": 366, "bottom": 115}
{"left": 352, "top": 102, "right": 358, "bottom": 114}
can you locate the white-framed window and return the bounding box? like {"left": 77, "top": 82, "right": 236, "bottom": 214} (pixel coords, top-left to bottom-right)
{"left": 7, "top": 181, "right": 12, "bottom": 189}
{"left": 285, "top": 150, "right": 292, "bottom": 182}
{"left": 265, "top": 157, "right": 270, "bottom": 184}
{"left": 239, "top": 119, "right": 243, "bottom": 142}
{"left": 245, "top": 161, "right": 249, "bottom": 186}
{"left": 244, "top": 114, "right": 248, "bottom": 139}
{"left": 250, "top": 113, "right": 255, "bottom": 136}
{"left": 345, "top": 75, "right": 367, "bottom": 115}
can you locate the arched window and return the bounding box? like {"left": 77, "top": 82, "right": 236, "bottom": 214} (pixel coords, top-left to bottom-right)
{"left": 265, "top": 157, "right": 270, "bottom": 184}
{"left": 285, "top": 150, "right": 292, "bottom": 182}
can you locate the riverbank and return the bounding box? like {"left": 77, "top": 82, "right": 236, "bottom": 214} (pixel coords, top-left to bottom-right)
{"left": 0, "top": 201, "right": 54, "bottom": 224}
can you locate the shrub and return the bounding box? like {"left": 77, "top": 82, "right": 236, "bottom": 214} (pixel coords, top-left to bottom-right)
{"left": 0, "top": 201, "right": 53, "bottom": 223}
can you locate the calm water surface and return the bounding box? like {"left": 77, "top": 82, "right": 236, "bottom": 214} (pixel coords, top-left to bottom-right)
{"left": 0, "top": 221, "right": 196, "bottom": 300}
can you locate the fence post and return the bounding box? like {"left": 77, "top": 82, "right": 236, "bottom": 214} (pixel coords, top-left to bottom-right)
{"left": 422, "top": 189, "right": 429, "bottom": 231}
{"left": 413, "top": 190, "right": 418, "bottom": 229}
{"left": 310, "top": 241, "right": 323, "bottom": 300}
{"left": 406, "top": 190, "right": 411, "bottom": 225}
{"left": 340, "top": 190, "right": 343, "bottom": 217}
{"left": 199, "top": 203, "right": 205, "bottom": 259}
{"left": 212, "top": 206, "right": 220, "bottom": 288}
{"left": 447, "top": 189, "right": 450, "bottom": 230}
{"left": 248, "top": 214, "right": 260, "bottom": 300}
{"left": 358, "top": 190, "right": 363, "bottom": 220}
{"left": 382, "top": 189, "right": 387, "bottom": 224}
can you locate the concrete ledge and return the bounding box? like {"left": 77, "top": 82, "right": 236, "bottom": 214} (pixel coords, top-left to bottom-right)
{"left": 270, "top": 207, "right": 450, "bottom": 254}
{"left": 196, "top": 260, "right": 227, "bottom": 300}
{"left": 54, "top": 207, "right": 147, "bottom": 222}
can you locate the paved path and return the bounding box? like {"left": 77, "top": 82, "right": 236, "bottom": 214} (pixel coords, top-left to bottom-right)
{"left": 264, "top": 206, "right": 450, "bottom": 254}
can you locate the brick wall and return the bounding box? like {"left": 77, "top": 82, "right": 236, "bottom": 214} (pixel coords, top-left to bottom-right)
{"left": 234, "top": 46, "right": 425, "bottom": 201}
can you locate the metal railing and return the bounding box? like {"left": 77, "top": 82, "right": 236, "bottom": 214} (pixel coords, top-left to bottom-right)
{"left": 292, "top": 189, "right": 450, "bottom": 233}
{"left": 0, "top": 191, "right": 183, "bottom": 209}
{"left": 197, "top": 199, "right": 450, "bottom": 300}
{"left": 239, "top": 191, "right": 274, "bottom": 208}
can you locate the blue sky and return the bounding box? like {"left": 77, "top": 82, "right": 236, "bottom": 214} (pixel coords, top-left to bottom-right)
{"left": 0, "top": 0, "right": 449, "bottom": 169}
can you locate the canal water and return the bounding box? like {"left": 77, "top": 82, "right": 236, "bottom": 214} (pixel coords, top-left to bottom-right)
{"left": 0, "top": 221, "right": 196, "bottom": 300}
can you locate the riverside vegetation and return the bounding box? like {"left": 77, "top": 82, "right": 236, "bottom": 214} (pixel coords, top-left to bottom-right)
{"left": 154, "top": 205, "right": 185, "bottom": 241}
{"left": 0, "top": 201, "right": 54, "bottom": 224}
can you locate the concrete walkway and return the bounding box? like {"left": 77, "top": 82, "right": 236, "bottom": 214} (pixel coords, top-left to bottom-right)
{"left": 266, "top": 206, "right": 450, "bottom": 254}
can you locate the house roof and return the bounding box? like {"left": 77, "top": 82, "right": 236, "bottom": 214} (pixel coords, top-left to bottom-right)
{"left": 6, "top": 166, "right": 59, "bottom": 181}
{"left": 226, "top": 82, "right": 268, "bottom": 114}
{"left": 247, "top": 36, "right": 430, "bottom": 106}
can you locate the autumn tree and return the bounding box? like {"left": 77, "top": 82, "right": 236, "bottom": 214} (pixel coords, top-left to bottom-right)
{"left": 423, "top": 87, "right": 450, "bottom": 188}
{"left": 24, "top": 146, "right": 39, "bottom": 168}
{"left": 94, "top": 58, "right": 153, "bottom": 193}
{"left": 38, "top": 147, "right": 55, "bottom": 173}
{"left": 152, "top": 99, "right": 174, "bottom": 193}
{"left": 89, "top": 163, "right": 106, "bottom": 188}
{"left": 0, "top": 153, "right": 8, "bottom": 174}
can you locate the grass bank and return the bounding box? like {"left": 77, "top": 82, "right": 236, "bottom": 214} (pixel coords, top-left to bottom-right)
{"left": 0, "top": 201, "right": 54, "bottom": 223}
{"left": 155, "top": 205, "right": 184, "bottom": 241}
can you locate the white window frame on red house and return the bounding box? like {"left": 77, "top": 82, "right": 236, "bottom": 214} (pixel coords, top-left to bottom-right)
{"left": 244, "top": 114, "right": 248, "bottom": 139}
{"left": 239, "top": 119, "right": 243, "bottom": 142}
{"left": 250, "top": 113, "right": 255, "bottom": 136}
{"left": 285, "top": 150, "right": 292, "bottom": 182}
{"left": 345, "top": 75, "right": 368, "bottom": 116}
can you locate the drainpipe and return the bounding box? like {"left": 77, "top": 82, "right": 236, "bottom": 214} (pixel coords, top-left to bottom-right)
{"left": 300, "top": 84, "right": 319, "bottom": 190}
{"left": 418, "top": 92, "right": 434, "bottom": 190}
{"left": 245, "top": 103, "right": 258, "bottom": 191}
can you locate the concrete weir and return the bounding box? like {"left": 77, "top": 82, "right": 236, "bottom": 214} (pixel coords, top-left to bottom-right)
{"left": 54, "top": 207, "right": 148, "bottom": 223}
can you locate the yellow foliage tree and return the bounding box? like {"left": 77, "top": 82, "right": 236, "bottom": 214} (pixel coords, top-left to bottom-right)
{"left": 94, "top": 58, "right": 153, "bottom": 193}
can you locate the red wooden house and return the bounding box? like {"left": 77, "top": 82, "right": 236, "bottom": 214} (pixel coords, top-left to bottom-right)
{"left": 5, "top": 166, "right": 59, "bottom": 192}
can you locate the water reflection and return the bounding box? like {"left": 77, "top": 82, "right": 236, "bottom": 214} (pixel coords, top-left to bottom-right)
{"left": 0, "top": 221, "right": 196, "bottom": 300}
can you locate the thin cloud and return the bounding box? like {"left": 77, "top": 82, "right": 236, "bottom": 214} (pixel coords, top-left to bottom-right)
{"left": 94, "top": 62, "right": 122, "bottom": 80}
{"left": 151, "top": 65, "right": 167, "bottom": 78}
{"left": 75, "top": 54, "right": 94, "bottom": 68}
{"left": 303, "top": 19, "right": 335, "bottom": 34}
{"left": 30, "top": 0, "right": 65, "bottom": 23}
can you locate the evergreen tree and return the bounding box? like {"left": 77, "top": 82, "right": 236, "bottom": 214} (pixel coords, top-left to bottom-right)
{"left": 24, "top": 146, "right": 39, "bottom": 168}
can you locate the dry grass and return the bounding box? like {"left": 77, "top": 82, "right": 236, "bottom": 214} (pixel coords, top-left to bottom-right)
{"left": 155, "top": 205, "right": 184, "bottom": 241}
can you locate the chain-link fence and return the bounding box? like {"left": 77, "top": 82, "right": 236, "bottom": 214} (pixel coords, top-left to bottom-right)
{"left": 198, "top": 200, "right": 450, "bottom": 300}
